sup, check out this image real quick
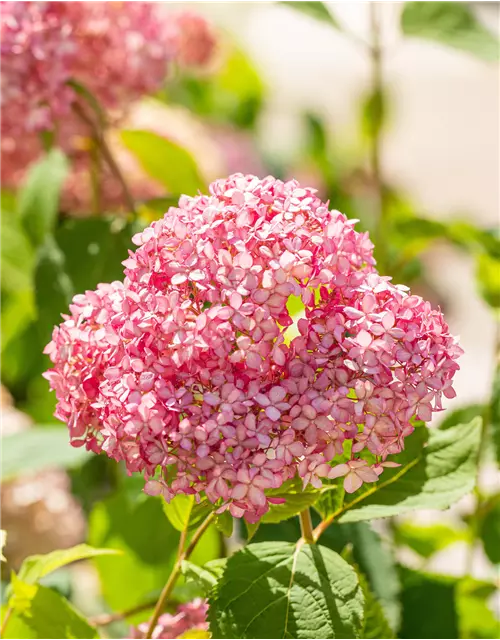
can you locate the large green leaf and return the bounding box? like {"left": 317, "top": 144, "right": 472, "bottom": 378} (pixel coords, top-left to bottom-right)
{"left": 18, "top": 149, "right": 69, "bottom": 247}
{"left": 17, "top": 544, "right": 120, "bottom": 585}
{"left": 121, "top": 130, "right": 206, "bottom": 195}
{"left": 280, "top": 2, "right": 341, "bottom": 29}
{"left": 8, "top": 576, "right": 98, "bottom": 639}
{"left": 209, "top": 541, "right": 364, "bottom": 639}
{"left": 401, "top": 2, "right": 499, "bottom": 62}
{"left": 336, "top": 418, "right": 481, "bottom": 523}
{"left": 399, "top": 567, "right": 459, "bottom": 639}
{"left": 2, "top": 427, "right": 91, "bottom": 481}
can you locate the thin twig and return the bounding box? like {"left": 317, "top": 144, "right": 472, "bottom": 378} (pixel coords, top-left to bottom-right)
{"left": 72, "top": 101, "right": 136, "bottom": 216}
{"left": 0, "top": 606, "right": 13, "bottom": 637}
{"left": 144, "top": 513, "right": 215, "bottom": 639}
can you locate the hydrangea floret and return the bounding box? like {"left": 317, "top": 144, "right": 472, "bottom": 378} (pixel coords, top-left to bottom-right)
{"left": 44, "top": 174, "right": 462, "bottom": 522}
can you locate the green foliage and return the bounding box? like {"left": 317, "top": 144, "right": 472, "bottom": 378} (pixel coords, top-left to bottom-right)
{"left": 17, "top": 544, "right": 120, "bottom": 585}
{"left": 337, "top": 418, "right": 481, "bottom": 522}
{"left": 121, "top": 129, "right": 206, "bottom": 195}
{"left": 209, "top": 541, "right": 364, "bottom": 639}
{"left": 88, "top": 485, "right": 219, "bottom": 611}
{"left": 214, "top": 511, "right": 234, "bottom": 538}
{"left": 361, "top": 87, "right": 387, "bottom": 142}
{"left": 165, "top": 45, "right": 264, "bottom": 130}
{"left": 357, "top": 571, "right": 394, "bottom": 639}
{"left": 476, "top": 253, "right": 500, "bottom": 309}
{"left": 394, "top": 522, "right": 468, "bottom": 559}
{"left": 6, "top": 576, "right": 97, "bottom": 640}
{"left": 478, "top": 495, "right": 500, "bottom": 565}
{"left": 180, "top": 559, "right": 222, "bottom": 594}
{"left": 261, "top": 476, "right": 324, "bottom": 524}
{"left": 280, "top": 2, "right": 341, "bottom": 29}
{"left": 456, "top": 578, "right": 500, "bottom": 639}
{"left": 439, "top": 404, "right": 485, "bottom": 430}
{"left": 399, "top": 567, "right": 459, "bottom": 639}
{"left": 162, "top": 494, "right": 213, "bottom": 533}
{"left": 1, "top": 427, "right": 91, "bottom": 481}
{"left": 491, "top": 367, "right": 500, "bottom": 465}
{"left": 401, "top": 2, "right": 499, "bottom": 61}
{"left": 17, "top": 149, "right": 69, "bottom": 247}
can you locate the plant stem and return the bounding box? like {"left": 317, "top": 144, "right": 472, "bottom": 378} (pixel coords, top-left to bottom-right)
{"left": 299, "top": 508, "right": 315, "bottom": 544}
{"left": 144, "top": 513, "right": 215, "bottom": 639}
{"left": 72, "top": 101, "right": 137, "bottom": 217}
{"left": 1, "top": 606, "right": 12, "bottom": 637}
{"left": 368, "top": 3, "right": 387, "bottom": 273}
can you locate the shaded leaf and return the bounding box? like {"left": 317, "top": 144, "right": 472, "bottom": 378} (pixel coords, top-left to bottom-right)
{"left": 2, "top": 427, "right": 91, "bottom": 481}
{"left": 280, "top": 2, "right": 341, "bottom": 29}
{"left": 215, "top": 511, "right": 233, "bottom": 538}
{"left": 439, "top": 403, "right": 484, "bottom": 430}
{"left": 401, "top": 2, "right": 499, "bottom": 62}
{"left": 478, "top": 495, "right": 500, "bottom": 565}
{"left": 181, "top": 560, "right": 219, "bottom": 594}
{"left": 357, "top": 571, "right": 394, "bottom": 639}
{"left": 121, "top": 130, "right": 206, "bottom": 195}
{"left": 209, "top": 541, "right": 364, "bottom": 639}
{"left": 338, "top": 418, "right": 481, "bottom": 522}
{"left": 399, "top": 567, "right": 458, "bottom": 639}
{"left": 18, "top": 149, "right": 69, "bottom": 247}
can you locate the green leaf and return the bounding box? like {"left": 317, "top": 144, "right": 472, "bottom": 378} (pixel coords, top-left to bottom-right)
{"left": 162, "top": 494, "right": 195, "bottom": 532}
{"left": 34, "top": 235, "right": 74, "bottom": 346}
{"left": 88, "top": 485, "right": 219, "bottom": 612}
{"left": 1, "top": 213, "right": 35, "bottom": 294}
{"left": 401, "top": 2, "right": 499, "bottom": 62}
{"left": 394, "top": 522, "right": 467, "bottom": 559}
{"left": 121, "top": 129, "right": 206, "bottom": 195}
{"left": 476, "top": 253, "right": 500, "bottom": 309}
{"left": 18, "top": 149, "right": 69, "bottom": 247}
{"left": 55, "top": 217, "right": 134, "bottom": 293}
{"left": 181, "top": 560, "right": 220, "bottom": 594}
{"left": 314, "top": 482, "right": 344, "bottom": 519}
{"left": 343, "top": 524, "right": 401, "bottom": 633}
{"left": 245, "top": 520, "right": 260, "bottom": 542}
{"left": 215, "top": 511, "right": 234, "bottom": 538}
{"left": 478, "top": 495, "right": 500, "bottom": 564}
{"left": 1, "top": 427, "right": 91, "bottom": 481}
{"left": 17, "top": 544, "right": 121, "bottom": 585}
{"left": 336, "top": 418, "right": 481, "bottom": 522}
{"left": 456, "top": 577, "right": 500, "bottom": 639}
{"left": 439, "top": 403, "right": 484, "bottom": 430}
{"left": 209, "top": 541, "right": 364, "bottom": 639}
{"left": 261, "top": 476, "right": 323, "bottom": 524}
{"left": 357, "top": 571, "right": 394, "bottom": 639}
{"left": 399, "top": 567, "right": 459, "bottom": 639}
{"left": 9, "top": 576, "right": 98, "bottom": 639}
{"left": 280, "top": 2, "right": 341, "bottom": 29}
{"left": 491, "top": 366, "right": 500, "bottom": 465}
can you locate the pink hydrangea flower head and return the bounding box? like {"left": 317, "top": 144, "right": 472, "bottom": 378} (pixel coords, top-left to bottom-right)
{"left": 44, "top": 174, "right": 462, "bottom": 520}
{"left": 132, "top": 598, "right": 208, "bottom": 639}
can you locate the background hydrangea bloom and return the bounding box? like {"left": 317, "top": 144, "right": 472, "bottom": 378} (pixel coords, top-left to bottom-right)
{"left": 132, "top": 599, "right": 208, "bottom": 639}
{"left": 0, "top": 1, "right": 215, "bottom": 195}
{"left": 44, "top": 174, "right": 462, "bottom": 522}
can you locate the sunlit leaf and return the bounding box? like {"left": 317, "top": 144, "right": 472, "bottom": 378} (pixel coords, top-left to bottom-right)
{"left": 209, "top": 541, "right": 364, "bottom": 639}
{"left": 337, "top": 419, "right": 481, "bottom": 522}
{"left": 394, "top": 522, "right": 468, "bottom": 559}
{"left": 17, "top": 544, "right": 121, "bottom": 585}
{"left": 401, "top": 2, "right": 499, "bottom": 61}
{"left": 121, "top": 129, "right": 206, "bottom": 195}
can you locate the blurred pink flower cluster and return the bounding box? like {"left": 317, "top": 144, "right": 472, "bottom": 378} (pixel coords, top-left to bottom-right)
{"left": 1, "top": 1, "right": 215, "bottom": 190}
{"left": 133, "top": 599, "right": 208, "bottom": 639}
{"left": 44, "top": 174, "right": 462, "bottom": 522}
